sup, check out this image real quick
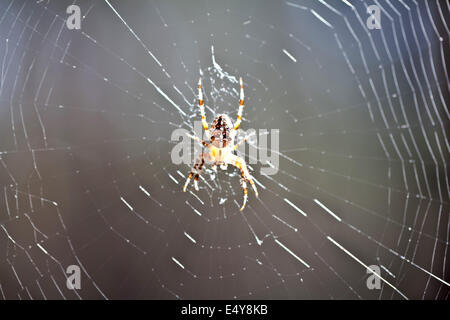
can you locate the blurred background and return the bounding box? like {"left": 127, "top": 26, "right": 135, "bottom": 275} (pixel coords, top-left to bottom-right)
{"left": 0, "top": 0, "right": 448, "bottom": 299}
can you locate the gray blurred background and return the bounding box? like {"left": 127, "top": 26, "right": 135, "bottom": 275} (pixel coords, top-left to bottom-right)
{"left": 0, "top": 0, "right": 449, "bottom": 299}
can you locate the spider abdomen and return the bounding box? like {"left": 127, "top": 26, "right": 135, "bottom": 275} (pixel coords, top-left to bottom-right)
{"left": 209, "top": 114, "right": 234, "bottom": 148}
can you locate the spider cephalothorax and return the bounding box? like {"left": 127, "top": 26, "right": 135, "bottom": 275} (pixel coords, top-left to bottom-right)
{"left": 183, "top": 78, "right": 258, "bottom": 210}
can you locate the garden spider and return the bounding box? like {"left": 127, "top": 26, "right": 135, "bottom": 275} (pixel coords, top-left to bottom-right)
{"left": 183, "top": 77, "right": 258, "bottom": 211}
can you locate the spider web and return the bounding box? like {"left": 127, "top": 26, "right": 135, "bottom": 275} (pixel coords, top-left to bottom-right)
{"left": 0, "top": 0, "right": 449, "bottom": 300}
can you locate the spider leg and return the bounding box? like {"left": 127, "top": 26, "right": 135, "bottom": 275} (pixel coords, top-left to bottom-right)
{"left": 193, "top": 154, "right": 206, "bottom": 191}
{"left": 241, "top": 179, "right": 248, "bottom": 211}
{"left": 198, "top": 78, "right": 209, "bottom": 133}
{"left": 233, "top": 77, "right": 244, "bottom": 131}
{"left": 183, "top": 172, "right": 193, "bottom": 192}
{"left": 227, "top": 154, "right": 258, "bottom": 211}
{"left": 186, "top": 132, "right": 210, "bottom": 148}
{"left": 232, "top": 131, "right": 256, "bottom": 151}
{"left": 183, "top": 152, "right": 206, "bottom": 192}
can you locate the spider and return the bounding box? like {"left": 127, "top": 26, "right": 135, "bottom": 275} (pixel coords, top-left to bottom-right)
{"left": 183, "top": 77, "right": 258, "bottom": 211}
